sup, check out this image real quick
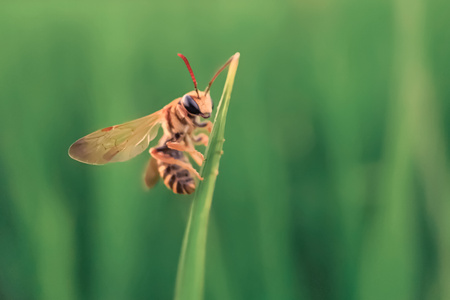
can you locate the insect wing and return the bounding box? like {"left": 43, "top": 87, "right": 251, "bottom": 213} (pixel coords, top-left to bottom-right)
{"left": 69, "top": 112, "right": 162, "bottom": 165}
{"left": 144, "top": 157, "right": 160, "bottom": 189}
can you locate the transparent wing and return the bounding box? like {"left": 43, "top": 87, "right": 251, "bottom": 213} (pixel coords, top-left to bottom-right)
{"left": 69, "top": 111, "right": 162, "bottom": 165}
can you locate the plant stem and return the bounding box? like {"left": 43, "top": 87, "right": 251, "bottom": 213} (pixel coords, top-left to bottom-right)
{"left": 174, "top": 52, "right": 240, "bottom": 300}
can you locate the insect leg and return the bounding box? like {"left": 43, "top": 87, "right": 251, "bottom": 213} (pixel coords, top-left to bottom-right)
{"left": 166, "top": 141, "right": 204, "bottom": 166}
{"left": 194, "top": 120, "right": 213, "bottom": 133}
{"left": 185, "top": 136, "right": 206, "bottom": 165}
{"left": 149, "top": 147, "right": 203, "bottom": 180}
{"left": 192, "top": 133, "right": 209, "bottom": 146}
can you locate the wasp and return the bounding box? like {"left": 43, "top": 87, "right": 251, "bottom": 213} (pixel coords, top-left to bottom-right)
{"left": 69, "top": 54, "right": 233, "bottom": 194}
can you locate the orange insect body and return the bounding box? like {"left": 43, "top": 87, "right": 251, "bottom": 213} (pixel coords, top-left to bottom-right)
{"left": 69, "top": 54, "right": 232, "bottom": 194}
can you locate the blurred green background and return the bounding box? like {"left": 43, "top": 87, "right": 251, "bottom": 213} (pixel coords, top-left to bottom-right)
{"left": 1, "top": 0, "right": 449, "bottom": 299}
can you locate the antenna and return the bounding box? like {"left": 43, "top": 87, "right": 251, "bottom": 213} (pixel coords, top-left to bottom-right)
{"left": 205, "top": 56, "right": 233, "bottom": 94}
{"left": 177, "top": 54, "right": 200, "bottom": 98}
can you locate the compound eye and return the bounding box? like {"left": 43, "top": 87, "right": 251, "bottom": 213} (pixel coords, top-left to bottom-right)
{"left": 182, "top": 95, "right": 200, "bottom": 115}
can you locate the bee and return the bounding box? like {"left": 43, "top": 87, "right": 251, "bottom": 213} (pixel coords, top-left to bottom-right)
{"left": 68, "top": 54, "right": 233, "bottom": 194}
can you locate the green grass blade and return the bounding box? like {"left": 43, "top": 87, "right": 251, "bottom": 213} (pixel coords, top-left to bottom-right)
{"left": 174, "top": 52, "right": 240, "bottom": 300}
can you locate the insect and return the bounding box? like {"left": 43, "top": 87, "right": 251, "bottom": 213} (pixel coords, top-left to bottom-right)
{"left": 69, "top": 54, "right": 233, "bottom": 194}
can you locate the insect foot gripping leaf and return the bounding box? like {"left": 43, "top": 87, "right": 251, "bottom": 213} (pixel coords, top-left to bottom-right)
{"left": 174, "top": 52, "right": 240, "bottom": 300}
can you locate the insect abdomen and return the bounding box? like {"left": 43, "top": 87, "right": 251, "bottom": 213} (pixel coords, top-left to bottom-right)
{"left": 157, "top": 148, "right": 195, "bottom": 194}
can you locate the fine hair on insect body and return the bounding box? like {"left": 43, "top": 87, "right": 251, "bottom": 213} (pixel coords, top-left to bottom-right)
{"left": 68, "top": 54, "right": 233, "bottom": 194}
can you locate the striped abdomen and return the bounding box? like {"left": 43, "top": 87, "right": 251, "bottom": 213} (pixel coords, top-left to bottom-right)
{"left": 157, "top": 148, "right": 196, "bottom": 194}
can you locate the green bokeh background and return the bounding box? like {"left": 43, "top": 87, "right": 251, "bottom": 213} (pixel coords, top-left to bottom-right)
{"left": 1, "top": 1, "right": 449, "bottom": 299}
